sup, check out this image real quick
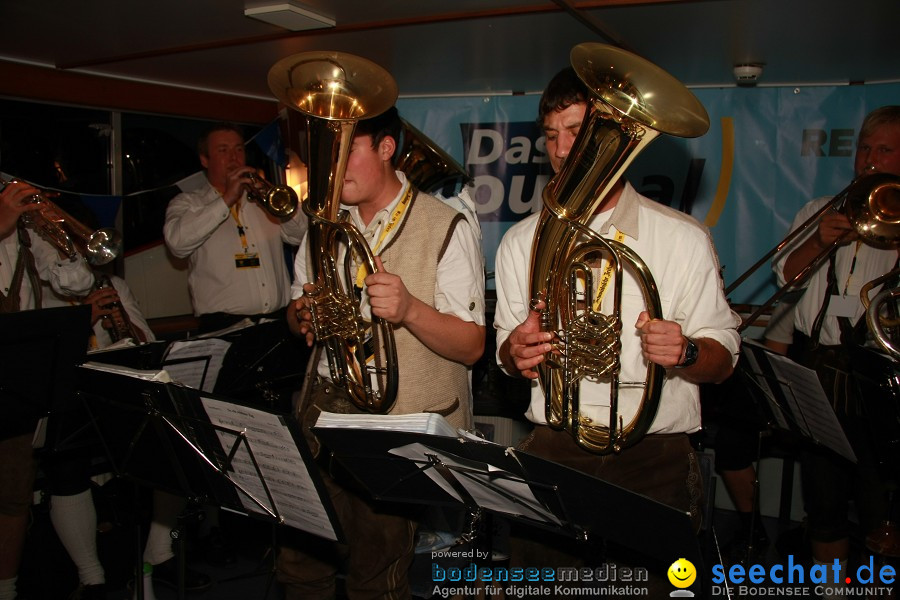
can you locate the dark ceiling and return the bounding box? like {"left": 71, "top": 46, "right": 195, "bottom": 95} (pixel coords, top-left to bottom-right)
{"left": 0, "top": 0, "right": 898, "bottom": 108}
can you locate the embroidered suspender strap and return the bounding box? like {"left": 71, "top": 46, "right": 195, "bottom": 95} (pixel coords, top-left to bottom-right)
{"left": 19, "top": 226, "right": 42, "bottom": 309}
{"left": 0, "top": 225, "right": 41, "bottom": 313}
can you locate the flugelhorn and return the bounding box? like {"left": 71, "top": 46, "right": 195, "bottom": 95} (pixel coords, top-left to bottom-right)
{"left": 268, "top": 51, "right": 400, "bottom": 413}
{"left": 529, "top": 43, "right": 710, "bottom": 454}
{"left": 726, "top": 171, "right": 900, "bottom": 332}
{"left": 245, "top": 172, "right": 298, "bottom": 218}
{"left": 0, "top": 177, "right": 122, "bottom": 266}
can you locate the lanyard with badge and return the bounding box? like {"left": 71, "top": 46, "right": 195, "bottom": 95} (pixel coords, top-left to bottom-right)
{"left": 352, "top": 185, "right": 414, "bottom": 365}
{"left": 591, "top": 229, "right": 627, "bottom": 311}
{"left": 231, "top": 204, "right": 261, "bottom": 269}
{"left": 353, "top": 185, "right": 414, "bottom": 291}
{"left": 826, "top": 240, "right": 862, "bottom": 318}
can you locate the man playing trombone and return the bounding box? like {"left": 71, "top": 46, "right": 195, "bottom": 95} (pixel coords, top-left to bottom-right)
{"left": 773, "top": 106, "right": 900, "bottom": 591}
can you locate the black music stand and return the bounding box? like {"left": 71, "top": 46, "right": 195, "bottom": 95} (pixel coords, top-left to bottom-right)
{"left": 739, "top": 339, "right": 856, "bottom": 463}
{"left": 313, "top": 422, "right": 703, "bottom": 596}
{"left": 211, "top": 319, "right": 311, "bottom": 413}
{"left": 77, "top": 364, "right": 342, "bottom": 599}
{"left": 0, "top": 305, "right": 91, "bottom": 442}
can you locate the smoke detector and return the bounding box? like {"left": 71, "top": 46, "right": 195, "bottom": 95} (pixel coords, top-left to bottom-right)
{"left": 733, "top": 63, "right": 764, "bottom": 86}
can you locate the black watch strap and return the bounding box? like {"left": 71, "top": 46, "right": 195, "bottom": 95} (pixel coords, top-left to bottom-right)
{"left": 676, "top": 337, "right": 699, "bottom": 368}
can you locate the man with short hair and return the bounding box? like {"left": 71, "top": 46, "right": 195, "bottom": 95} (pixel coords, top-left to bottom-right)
{"left": 494, "top": 67, "right": 740, "bottom": 595}
{"left": 278, "top": 106, "right": 485, "bottom": 599}
{"left": 774, "top": 105, "right": 900, "bottom": 589}
{"left": 164, "top": 122, "right": 308, "bottom": 332}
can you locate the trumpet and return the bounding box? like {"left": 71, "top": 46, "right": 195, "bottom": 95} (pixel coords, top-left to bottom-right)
{"left": 0, "top": 177, "right": 122, "bottom": 266}
{"left": 245, "top": 172, "right": 299, "bottom": 218}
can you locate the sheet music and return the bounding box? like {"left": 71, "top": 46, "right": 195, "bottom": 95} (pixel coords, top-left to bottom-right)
{"left": 740, "top": 341, "right": 790, "bottom": 430}
{"left": 200, "top": 398, "right": 338, "bottom": 541}
{"left": 314, "top": 411, "right": 459, "bottom": 437}
{"left": 163, "top": 338, "right": 231, "bottom": 392}
{"left": 389, "top": 442, "right": 560, "bottom": 525}
{"left": 195, "top": 318, "right": 257, "bottom": 339}
{"left": 767, "top": 353, "right": 858, "bottom": 463}
{"left": 81, "top": 361, "right": 172, "bottom": 383}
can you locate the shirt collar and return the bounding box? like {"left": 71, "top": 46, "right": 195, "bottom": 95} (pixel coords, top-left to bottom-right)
{"left": 588, "top": 180, "right": 641, "bottom": 240}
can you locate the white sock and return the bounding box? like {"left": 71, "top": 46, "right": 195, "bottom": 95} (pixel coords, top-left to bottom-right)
{"left": 0, "top": 577, "right": 16, "bottom": 600}
{"left": 50, "top": 490, "right": 105, "bottom": 586}
{"left": 143, "top": 491, "right": 184, "bottom": 565}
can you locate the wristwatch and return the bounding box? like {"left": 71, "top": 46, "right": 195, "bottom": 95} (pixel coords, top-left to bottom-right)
{"left": 676, "top": 337, "right": 699, "bottom": 368}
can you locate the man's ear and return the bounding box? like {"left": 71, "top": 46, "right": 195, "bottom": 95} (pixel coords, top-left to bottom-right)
{"left": 199, "top": 154, "right": 210, "bottom": 170}
{"left": 380, "top": 136, "right": 397, "bottom": 162}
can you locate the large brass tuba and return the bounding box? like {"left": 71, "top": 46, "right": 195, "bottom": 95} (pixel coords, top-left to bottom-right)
{"left": 529, "top": 43, "right": 710, "bottom": 454}
{"left": 394, "top": 118, "right": 471, "bottom": 194}
{"left": 268, "top": 51, "right": 400, "bottom": 413}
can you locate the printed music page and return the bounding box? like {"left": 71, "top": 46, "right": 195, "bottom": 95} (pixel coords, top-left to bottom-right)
{"left": 766, "top": 351, "right": 858, "bottom": 463}
{"left": 163, "top": 338, "right": 231, "bottom": 392}
{"left": 314, "top": 411, "right": 459, "bottom": 437}
{"left": 388, "top": 442, "right": 560, "bottom": 525}
{"left": 201, "top": 397, "right": 338, "bottom": 541}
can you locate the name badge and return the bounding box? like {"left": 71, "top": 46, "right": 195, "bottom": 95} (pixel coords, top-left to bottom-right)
{"left": 235, "top": 253, "right": 260, "bottom": 269}
{"left": 826, "top": 294, "right": 858, "bottom": 318}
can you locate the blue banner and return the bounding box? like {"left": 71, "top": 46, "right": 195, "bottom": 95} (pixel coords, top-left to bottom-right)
{"left": 399, "top": 82, "right": 900, "bottom": 303}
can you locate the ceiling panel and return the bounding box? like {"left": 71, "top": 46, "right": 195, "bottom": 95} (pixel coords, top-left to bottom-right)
{"left": 0, "top": 0, "right": 897, "bottom": 106}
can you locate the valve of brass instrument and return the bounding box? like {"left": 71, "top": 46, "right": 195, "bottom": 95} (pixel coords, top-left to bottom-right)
{"left": 245, "top": 172, "right": 299, "bottom": 218}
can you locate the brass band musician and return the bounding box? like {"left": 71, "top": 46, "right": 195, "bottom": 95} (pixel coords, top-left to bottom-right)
{"left": 278, "top": 106, "right": 486, "bottom": 600}
{"left": 773, "top": 106, "right": 900, "bottom": 590}
{"left": 0, "top": 179, "right": 94, "bottom": 600}
{"left": 494, "top": 67, "right": 740, "bottom": 597}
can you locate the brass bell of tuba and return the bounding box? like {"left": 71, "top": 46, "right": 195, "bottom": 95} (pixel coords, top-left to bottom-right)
{"left": 1, "top": 177, "right": 122, "bottom": 266}
{"left": 529, "top": 43, "right": 710, "bottom": 454}
{"left": 394, "top": 119, "right": 471, "bottom": 194}
{"left": 268, "top": 51, "right": 400, "bottom": 413}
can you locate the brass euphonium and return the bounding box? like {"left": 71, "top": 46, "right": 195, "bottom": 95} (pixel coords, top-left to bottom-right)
{"left": 529, "top": 43, "right": 710, "bottom": 454}
{"left": 0, "top": 177, "right": 122, "bottom": 266}
{"left": 268, "top": 51, "right": 400, "bottom": 413}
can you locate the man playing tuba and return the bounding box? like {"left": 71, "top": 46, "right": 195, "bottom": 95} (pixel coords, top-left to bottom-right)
{"left": 280, "top": 106, "right": 485, "bottom": 599}
{"left": 494, "top": 65, "right": 740, "bottom": 595}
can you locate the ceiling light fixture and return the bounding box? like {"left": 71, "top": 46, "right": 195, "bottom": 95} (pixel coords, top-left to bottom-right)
{"left": 244, "top": 2, "right": 335, "bottom": 31}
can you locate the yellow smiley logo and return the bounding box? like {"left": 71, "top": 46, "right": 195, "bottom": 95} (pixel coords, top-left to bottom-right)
{"left": 668, "top": 558, "right": 697, "bottom": 588}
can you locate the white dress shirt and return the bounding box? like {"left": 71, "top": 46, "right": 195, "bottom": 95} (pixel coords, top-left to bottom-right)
{"left": 773, "top": 195, "right": 898, "bottom": 346}
{"left": 0, "top": 228, "right": 94, "bottom": 310}
{"left": 163, "top": 179, "right": 308, "bottom": 316}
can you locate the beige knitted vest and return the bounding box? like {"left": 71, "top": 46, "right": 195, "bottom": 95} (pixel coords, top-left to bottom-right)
{"left": 379, "top": 190, "right": 471, "bottom": 429}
